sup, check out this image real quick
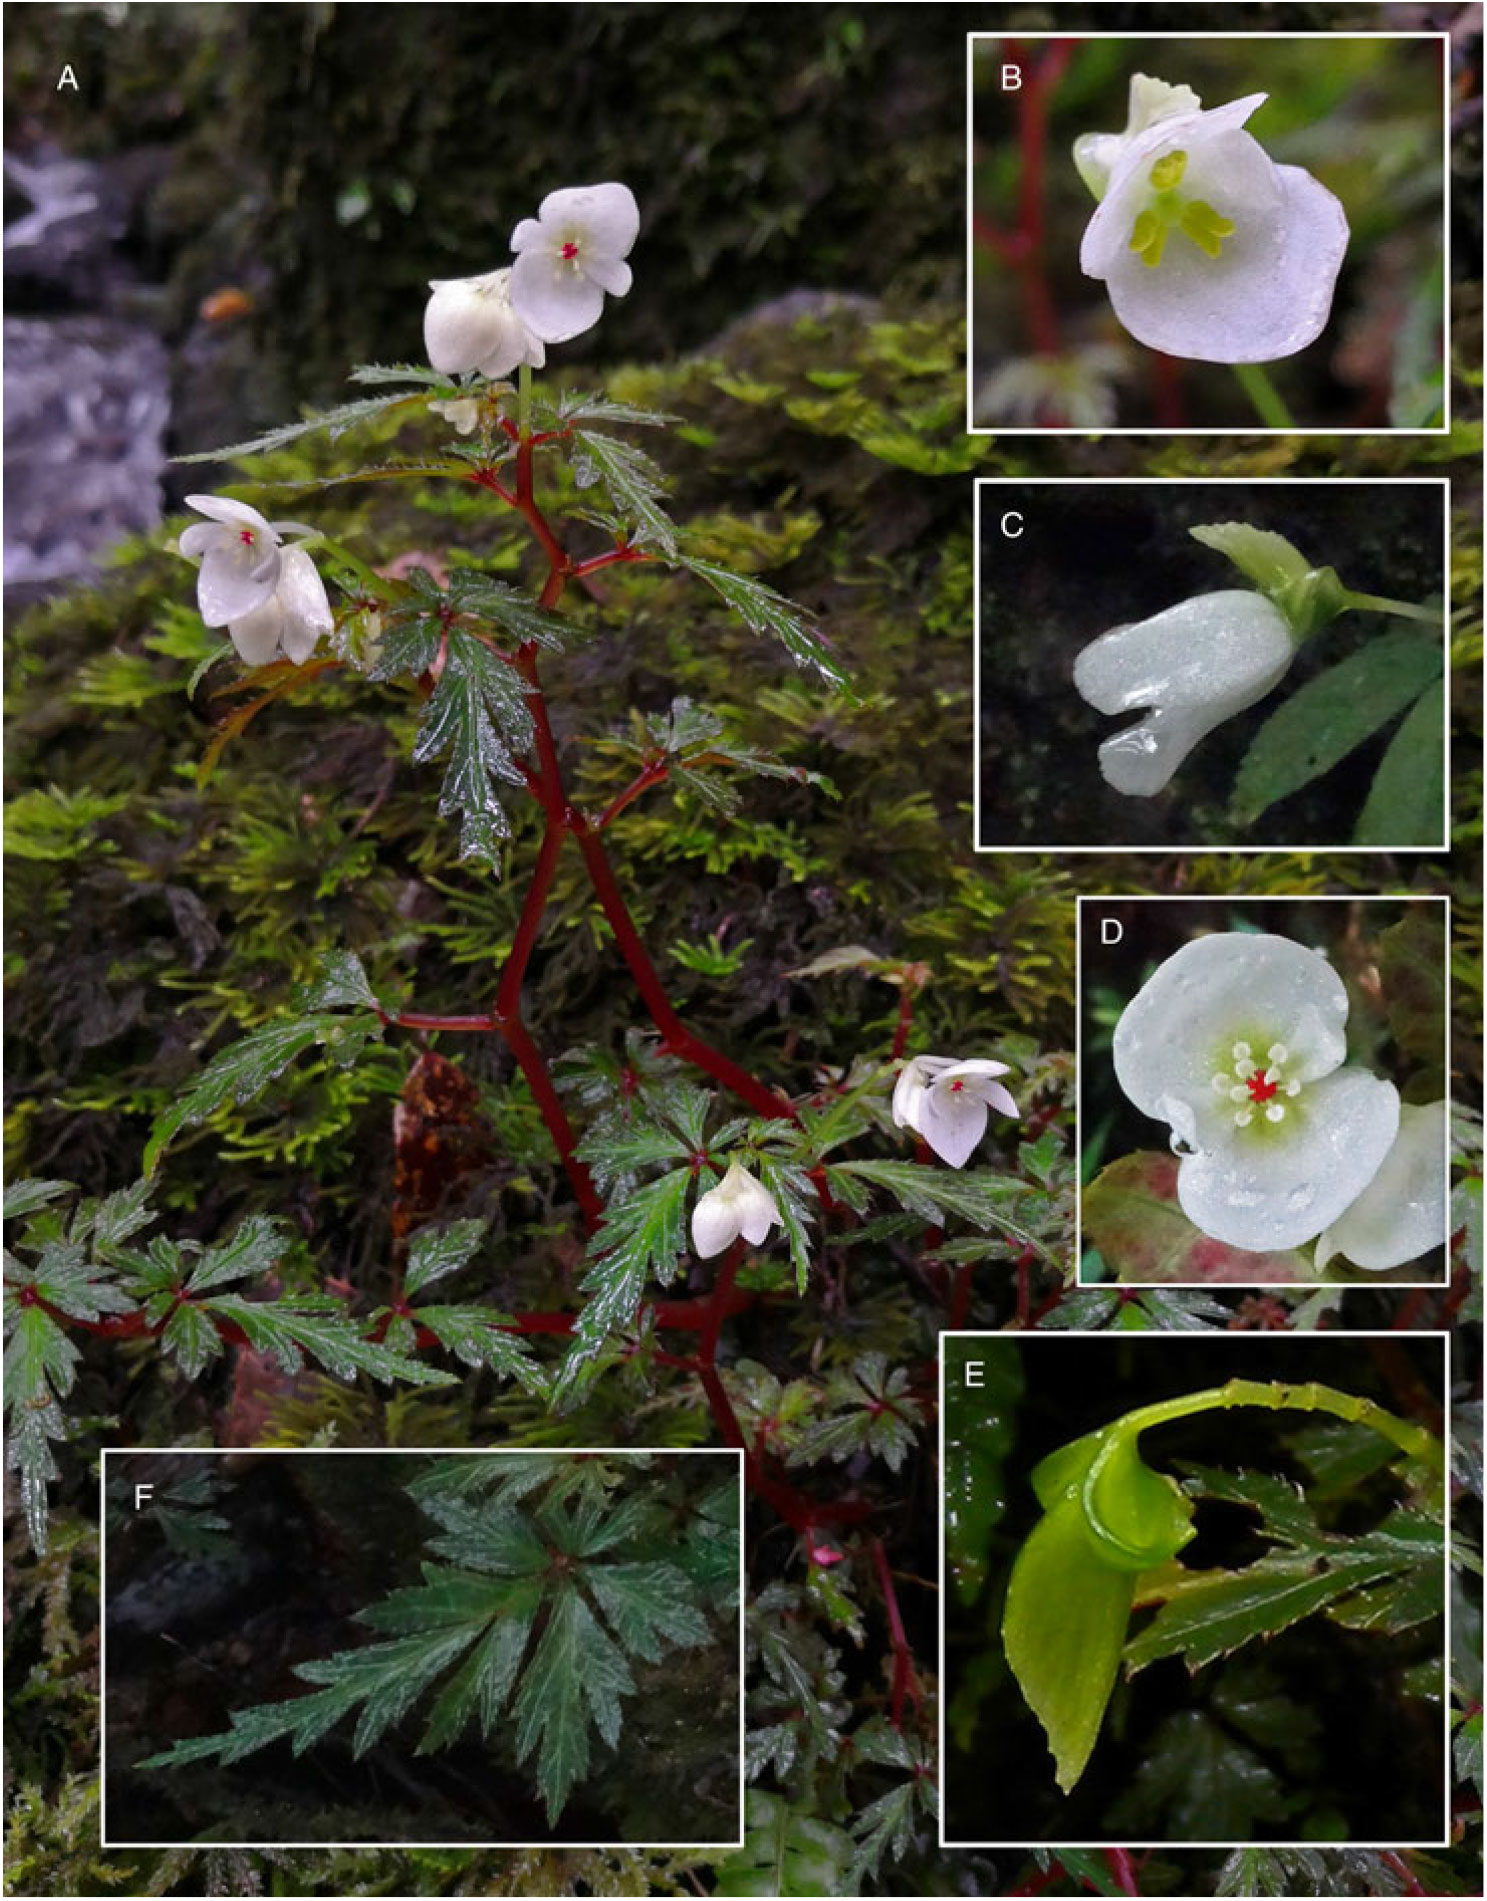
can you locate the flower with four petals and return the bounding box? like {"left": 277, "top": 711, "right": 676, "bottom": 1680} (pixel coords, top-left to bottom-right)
{"left": 509, "top": 182, "right": 640, "bottom": 343}
{"left": 179, "top": 495, "right": 333, "bottom": 667}
{"left": 892, "top": 1056, "right": 1019, "bottom": 1170}
{"left": 1113, "top": 932, "right": 1401, "bottom": 1253}
{"left": 1076, "top": 75, "right": 1349, "bottom": 363}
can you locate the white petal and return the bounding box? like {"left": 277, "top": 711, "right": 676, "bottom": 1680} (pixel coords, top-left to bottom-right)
{"left": 509, "top": 250, "right": 606, "bottom": 344}
{"left": 918, "top": 1087, "right": 990, "bottom": 1171}
{"left": 184, "top": 494, "right": 275, "bottom": 535}
{"left": 1074, "top": 591, "right": 1295, "bottom": 797}
{"left": 691, "top": 1184, "right": 738, "bottom": 1259}
{"left": 933, "top": 1060, "right": 1019, "bottom": 1122}
{"left": 728, "top": 1169, "right": 783, "bottom": 1246}
{"left": 274, "top": 546, "right": 333, "bottom": 663}
{"left": 228, "top": 596, "right": 285, "bottom": 667}
{"left": 892, "top": 1056, "right": 958, "bottom": 1132}
{"left": 424, "top": 272, "right": 518, "bottom": 374}
{"left": 196, "top": 541, "right": 282, "bottom": 627}
{"left": 1080, "top": 91, "right": 1347, "bottom": 364}
{"left": 1114, "top": 932, "right": 1351, "bottom": 1141}
{"left": 532, "top": 182, "right": 640, "bottom": 258}
{"left": 178, "top": 521, "right": 229, "bottom": 559}
{"left": 1314, "top": 1102, "right": 1447, "bottom": 1272}
{"left": 583, "top": 253, "right": 633, "bottom": 298}
{"left": 1177, "top": 1069, "right": 1399, "bottom": 1250}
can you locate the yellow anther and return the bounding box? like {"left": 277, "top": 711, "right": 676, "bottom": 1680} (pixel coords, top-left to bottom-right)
{"left": 1149, "top": 150, "right": 1188, "bottom": 191}
{"left": 1129, "top": 210, "right": 1167, "bottom": 268}
{"left": 1178, "top": 200, "right": 1236, "bottom": 260}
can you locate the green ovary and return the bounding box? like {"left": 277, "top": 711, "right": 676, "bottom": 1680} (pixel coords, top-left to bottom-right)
{"left": 1207, "top": 1027, "right": 1307, "bottom": 1147}
{"left": 1127, "top": 150, "right": 1236, "bottom": 268}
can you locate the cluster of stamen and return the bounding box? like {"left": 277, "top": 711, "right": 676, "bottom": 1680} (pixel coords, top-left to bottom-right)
{"left": 1210, "top": 1040, "right": 1302, "bottom": 1129}
{"left": 1128, "top": 150, "right": 1237, "bottom": 268}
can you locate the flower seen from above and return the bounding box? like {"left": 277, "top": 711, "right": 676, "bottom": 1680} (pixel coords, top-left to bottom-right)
{"left": 1113, "top": 932, "right": 1400, "bottom": 1252}
{"left": 1076, "top": 76, "right": 1349, "bottom": 363}
{"left": 1073, "top": 589, "right": 1296, "bottom": 798}
{"left": 179, "top": 495, "right": 333, "bottom": 666}
{"left": 423, "top": 267, "right": 546, "bottom": 380}
{"left": 691, "top": 1161, "right": 782, "bottom": 1260}
{"left": 509, "top": 182, "right": 640, "bottom": 344}
{"left": 1314, "top": 1100, "right": 1447, "bottom": 1273}
{"left": 892, "top": 1056, "right": 1018, "bottom": 1170}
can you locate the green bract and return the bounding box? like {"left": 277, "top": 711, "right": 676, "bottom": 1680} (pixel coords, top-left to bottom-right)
{"left": 1001, "top": 1379, "right": 1443, "bottom": 1795}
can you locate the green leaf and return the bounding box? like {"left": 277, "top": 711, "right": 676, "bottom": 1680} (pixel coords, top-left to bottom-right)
{"left": 183, "top": 1214, "right": 285, "bottom": 1296}
{"left": 1082, "top": 1150, "right": 1316, "bottom": 1284}
{"left": 1124, "top": 1482, "right": 1442, "bottom": 1674}
{"left": 160, "top": 1300, "right": 223, "bottom": 1380}
{"left": 3, "top": 1180, "right": 75, "bottom": 1222}
{"left": 553, "top": 391, "right": 675, "bottom": 428}
{"left": 560, "top": 1168, "right": 693, "bottom": 1377}
{"left": 828, "top": 1159, "right": 1055, "bottom": 1263}
{"left": 586, "top": 1560, "right": 712, "bottom": 1660}
{"left": 786, "top": 1353, "right": 923, "bottom": 1474}
{"left": 201, "top": 1294, "right": 455, "bottom": 1388}
{"left": 714, "top": 1789, "right": 858, "bottom": 1898}
{"left": 569, "top": 429, "right": 677, "bottom": 554}
{"left": 1104, "top": 1707, "right": 1294, "bottom": 1840}
{"left": 412, "top": 1306, "right": 546, "bottom": 1393}
{"left": 671, "top": 552, "right": 853, "bottom": 696}
{"left": 294, "top": 948, "right": 382, "bottom": 1014}
{"left": 1353, "top": 683, "right": 1446, "bottom": 847}
{"left": 144, "top": 1011, "right": 384, "bottom": 1175}
{"left": 347, "top": 362, "right": 453, "bottom": 389}
{"left": 445, "top": 574, "right": 568, "bottom": 651}
{"left": 754, "top": 1153, "right": 816, "bottom": 1294}
{"left": 412, "top": 628, "right": 532, "bottom": 866}
{"left": 512, "top": 1580, "right": 634, "bottom": 1821}
{"left": 1230, "top": 632, "right": 1444, "bottom": 827}
{"left": 173, "top": 390, "right": 431, "bottom": 462}
{"left": 403, "top": 1219, "right": 487, "bottom": 1299}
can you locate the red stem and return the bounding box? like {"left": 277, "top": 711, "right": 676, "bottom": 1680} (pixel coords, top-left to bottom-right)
{"left": 1103, "top": 1848, "right": 1140, "bottom": 1897}
{"left": 870, "top": 1536, "right": 921, "bottom": 1725}
{"left": 1377, "top": 1853, "right": 1424, "bottom": 1898}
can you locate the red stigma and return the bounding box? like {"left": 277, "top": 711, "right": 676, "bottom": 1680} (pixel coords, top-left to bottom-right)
{"left": 560, "top": 241, "right": 579, "bottom": 260}
{"left": 239, "top": 529, "right": 256, "bottom": 545}
{"left": 949, "top": 1079, "right": 965, "bottom": 1092}
{"left": 1246, "top": 1071, "right": 1279, "bottom": 1103}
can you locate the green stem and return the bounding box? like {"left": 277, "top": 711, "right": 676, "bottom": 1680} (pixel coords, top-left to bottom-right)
{"left": 1231, "top": 362, "right": 1295, "bottom": 430}
{"left": 1340, "top": 590, "right": 1443, "bottom": 627}
{"left": 1118, "top": 1378, "right": 1441, "bottom": 1474}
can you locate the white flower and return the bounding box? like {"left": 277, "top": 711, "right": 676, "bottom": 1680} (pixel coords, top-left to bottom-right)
{"left": 1077, "top": 78, "right": 1348, "bottom": 363}
{"left": 179, "top": 496, "right": 332, "bottom": 666}
{"left": 691, "top": 1161, "right": 782, "bottom": 1259}
{"left": 1073, "top": 590, "right": 1295, "bottom": 797}
{"left": 509, "top": 182, "right": 639, "bottom": 344}
{"left": 976, "top": 343, "right": 1131, "bottom": 429}
{"left": 424, "top": 267, "right": 545, "bottom": 379}
{"left": 892, "top": 1056, "right": 1018, "bottom": 1171}
{"left": 1314, "top": 1101, "right": 1447, "bottom": 1273}
{"left": 428, "top": 396, "right": 485, "bottom": 435}
{"left": 1113, "top": 932, "right": 1399, "bottom": 1252}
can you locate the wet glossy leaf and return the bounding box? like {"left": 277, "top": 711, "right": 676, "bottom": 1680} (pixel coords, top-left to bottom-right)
{"left": 1083, "top": 1151, "right": 1315, "bottom": 1284}
{"left": 1230, "top": 631, "right": 1443, "bottom": 827}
